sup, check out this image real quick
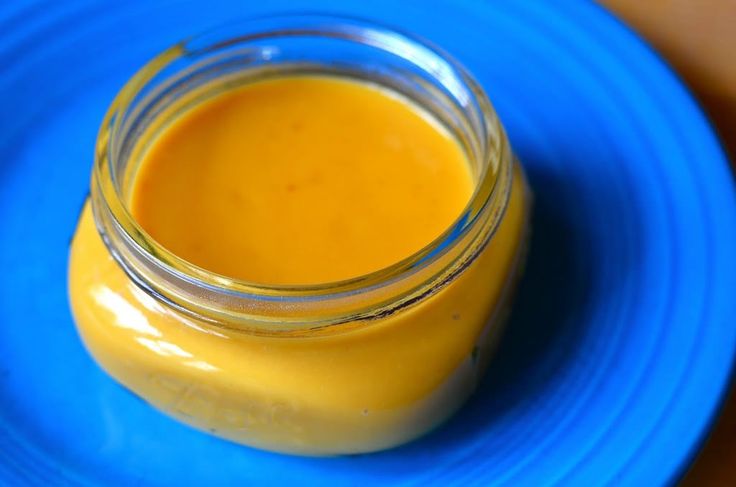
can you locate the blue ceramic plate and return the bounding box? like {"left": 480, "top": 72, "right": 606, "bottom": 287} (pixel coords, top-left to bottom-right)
{"left": 1, "top": 1, "right": 735, "bottom": 485}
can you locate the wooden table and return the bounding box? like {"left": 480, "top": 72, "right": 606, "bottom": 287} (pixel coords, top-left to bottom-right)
{"left": 601, "top": 2, "right": 735, "bottom": 484}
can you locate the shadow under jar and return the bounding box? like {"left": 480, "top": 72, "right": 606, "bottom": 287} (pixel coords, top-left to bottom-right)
{"left": 68, "top": 15, "right": 530, "bottom": 456}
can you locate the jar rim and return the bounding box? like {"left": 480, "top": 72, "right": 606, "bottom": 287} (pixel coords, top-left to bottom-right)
{"left": 92, "top": 13, "right": 513, "bottom": 330}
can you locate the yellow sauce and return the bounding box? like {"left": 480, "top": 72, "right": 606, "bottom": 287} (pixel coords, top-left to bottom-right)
{"left": 131, "top": 76, "right": 474, "bottom": 285}
{"left": 68, "top": 75, "right": 529, "bottom": 455}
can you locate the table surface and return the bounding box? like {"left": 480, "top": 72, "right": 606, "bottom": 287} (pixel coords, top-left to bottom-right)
{"left": 602, "top": 1, "right": 736, "bottom": 485}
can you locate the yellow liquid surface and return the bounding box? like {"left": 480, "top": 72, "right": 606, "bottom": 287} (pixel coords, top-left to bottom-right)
{"left": 69, "top": 75, "right": 529, "bottom": 455}
{"left": 131, "top": 76, "right": 474, "bottom": 284}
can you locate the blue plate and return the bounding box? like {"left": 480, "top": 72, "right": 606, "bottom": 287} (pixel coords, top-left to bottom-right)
{"left": 1, "top": 0, "right": 735, "bottom": 485}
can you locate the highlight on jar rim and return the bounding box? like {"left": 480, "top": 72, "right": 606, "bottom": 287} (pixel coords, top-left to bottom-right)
{"left": 68, "top": 14, "right": 531, "bottom": 455}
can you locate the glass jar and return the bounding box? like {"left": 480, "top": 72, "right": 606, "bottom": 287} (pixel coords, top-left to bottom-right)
{"left": 68, "top": 15, "right": 530, "bottom": 455}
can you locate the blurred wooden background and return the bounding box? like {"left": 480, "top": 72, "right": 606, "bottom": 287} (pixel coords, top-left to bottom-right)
{"left": 602, "top": 0, "right": 736, "bottom": 160}
{"left": 601, "top": 1, "right": 736, "bottom": 485}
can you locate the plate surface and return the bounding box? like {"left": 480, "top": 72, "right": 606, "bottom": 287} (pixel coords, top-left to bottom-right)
{"left": 1, "top": 1, "right": 735, "bottom": 485}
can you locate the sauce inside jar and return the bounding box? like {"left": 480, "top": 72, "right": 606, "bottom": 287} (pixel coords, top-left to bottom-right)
{"left": 69, "top": 70, "right": 529, "bottom": 455}
{"left": 130, "top": 75, "right": 474, "bottom": 285}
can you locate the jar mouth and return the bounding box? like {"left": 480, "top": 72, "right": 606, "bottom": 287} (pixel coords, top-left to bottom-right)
{"left": 92, "top": 13, "right": 512, "bottom": 329}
